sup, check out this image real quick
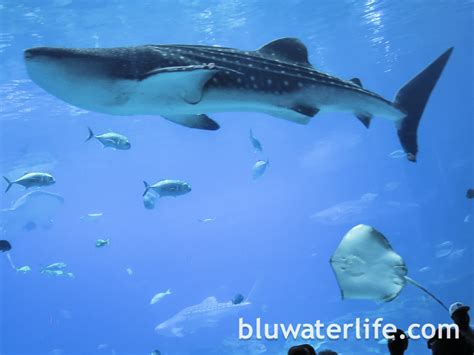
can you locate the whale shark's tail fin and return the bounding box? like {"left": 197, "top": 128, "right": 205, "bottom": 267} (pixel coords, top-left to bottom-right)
{"left": 394, "top": 47, "right": 453, "bottom": 162}
{"left": 85, "top": 127, "right": 95, "bottom": 142}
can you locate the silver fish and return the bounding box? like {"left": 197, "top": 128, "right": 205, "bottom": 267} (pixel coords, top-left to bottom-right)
{"left": 85, "top": 127, "right": 131, "bottom": 150}
{"left": 143, "top": 179, "right": 191, "bottom": 197}
{"left": 4, "top": 172, "right": 55, "bottom": 193}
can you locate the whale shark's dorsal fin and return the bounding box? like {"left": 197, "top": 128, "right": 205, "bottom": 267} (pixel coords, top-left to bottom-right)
{"left": 350, "top": 78, "right": 363, "bottom": 87}
{"left": 200, "top": 296, "right": 218, "bottom": 305}
{"left": 257, "top": 38, "right": 312, "bottom": 67}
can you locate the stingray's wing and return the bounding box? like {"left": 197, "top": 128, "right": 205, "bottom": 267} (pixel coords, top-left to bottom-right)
{"left": 330, "top": 224, "right": 408, "bottom": 302}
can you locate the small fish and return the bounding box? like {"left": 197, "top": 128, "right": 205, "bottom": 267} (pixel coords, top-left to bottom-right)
{"left": 85, "top": 127, "right": 131, "bottom": 150}
{"left": 3, "top": 172, "right": 55, "bottom": 193}
{"left": 80, "top": 212, "right": 104, "bottom": 222}
{"left": 42, "top": 262, "right": 67, "bottom": 271}
{"left": 467, "top": 188, "right": 474, "bottom": 199}
{"left": 448, "top": 248, "right": 465, "bottom": 261}
{"left": 435, "top": 241, "right": 453, "bottom": 258}
{"left": 143, "top": 179, "right": 191, "bottom": 197}
{"left": 198, "top": 218, "right": 216, "bottom": 223}
{"left": 0, "top": 240, "right": 12, "bottom": 252}
{"left": 126, "top": 268, "right": 133, "bottom": 276}
{"left": 16, "top": 265, "right": 31, "bottom": 273}
{"left": 150, "top": 289, "right": 172, "bottom": 305}
{"left": 252, "top": 159, "right": 269, "bottom": 179}
{"left": 419, "top": 266, "right": 431, "bottom": 273}
{"left": 151, "top": 350, "right": 161, "bottom": 355}
{"left": 95, "top": 238, "right": 110, "bottom": 248}
{"left": 42, "top": 269, "right": 64, "bottom": 277}
{"left": 42, "top": 269, "right": 74, "bottom": 278}
{"left": 384, "top": 181, "right": 401, "bottom": 192}
{"left": 388, "top": 149, "right": 407, "bottom": 159}
{"left": 464, "top": 214, "right": 471, "bottom": 223}
{"left": 249, "top": 129, "right": 263, "bottom": 152}
{"left": 232, "top": 293, "right": 245, "bottom": 305}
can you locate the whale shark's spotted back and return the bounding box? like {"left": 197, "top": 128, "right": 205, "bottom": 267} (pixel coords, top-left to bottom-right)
{"left": 145, "top": 41, "right": 381, "bottom": 99}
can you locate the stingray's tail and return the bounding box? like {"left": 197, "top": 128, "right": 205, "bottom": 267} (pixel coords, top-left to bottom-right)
{"left": 394, "top": 48, "right": 453, "bottom": 162}
{"left": 404, "top": 276, "right": 448, "bottom": 311}
{"left": 6, "top": 253, "right": 16, "bottom": 270}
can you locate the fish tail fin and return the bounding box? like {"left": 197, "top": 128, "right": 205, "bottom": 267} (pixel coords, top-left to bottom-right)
{"left": 167, "top": 288, "right": 172, "bottom": 294}
{"left": 85, "top": 127, "right": 95, "bottom": 142}
{"left": 143, "top": 181, "right": 150, "bottom": 196}
{"left": 3, "top": 176, "right": 13, "bottom": 193}
{"left": 394, "top": 47, "right": 453, "bottom": 162}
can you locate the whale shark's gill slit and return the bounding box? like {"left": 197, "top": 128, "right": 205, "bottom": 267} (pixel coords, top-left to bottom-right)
{"left": 139, "top": 65, "right": 221, "bottom": 106}
{"left": 139, "top": 64, "right": 219, "bottom": 81}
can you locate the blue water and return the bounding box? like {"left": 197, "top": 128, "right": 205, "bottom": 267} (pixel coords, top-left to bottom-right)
{"left": 0, "top": 1, "right": 473, "bottom": 354}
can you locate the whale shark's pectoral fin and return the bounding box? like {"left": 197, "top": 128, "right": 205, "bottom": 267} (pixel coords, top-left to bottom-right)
{"left": 292, "top": 104, "right": 320, "bottom": 117}
{"left": 163, "top": 114, "right": 220, "bottom": 130}
{"left": 171, "top": 327, "right": 184, "bottom": 337}
{"left": 271, "top": 104, "right": 319, "bottom": 124}
{"left": 140, "top": 64, "right": 222, "bottom": 105}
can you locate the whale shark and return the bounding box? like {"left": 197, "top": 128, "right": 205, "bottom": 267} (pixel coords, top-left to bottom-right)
{"left": 24, "top": 38, "right": 453, "bottom": 161}
{"left": 155, "top": 296, "right": 250, "bottom": 337}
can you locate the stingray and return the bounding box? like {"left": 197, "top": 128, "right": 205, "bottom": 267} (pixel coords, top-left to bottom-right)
{"left": 0, "top": 190, "right": 64, "bottom": 235}
{"left": 330, "top": 224, "right": 448, "bottom": 310}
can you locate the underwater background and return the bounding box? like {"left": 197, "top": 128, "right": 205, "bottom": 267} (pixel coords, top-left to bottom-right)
{"left": 0, "top": 0, "right": 473, "bottom": 354}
